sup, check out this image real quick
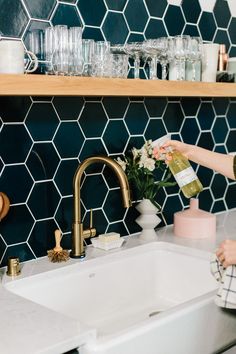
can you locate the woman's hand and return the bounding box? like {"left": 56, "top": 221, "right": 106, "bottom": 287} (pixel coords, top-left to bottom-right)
{"left": 162, "top": 140, "right": 194, "bottom": 159}
{"left": 216, "top": 240, "right": 236, "bottom": 268}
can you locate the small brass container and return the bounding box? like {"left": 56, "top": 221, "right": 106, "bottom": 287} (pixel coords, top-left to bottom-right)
{"left": 6, "top": 256, "right": 21, "bottom": 276}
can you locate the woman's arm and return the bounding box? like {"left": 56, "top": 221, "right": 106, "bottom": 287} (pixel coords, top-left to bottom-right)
{"left": 163, "top": 140, "right": 236, "bottom": 180}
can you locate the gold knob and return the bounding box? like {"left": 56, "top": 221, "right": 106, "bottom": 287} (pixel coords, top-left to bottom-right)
{"left": 6, "top": 257, "right": 21, "bottom": 276}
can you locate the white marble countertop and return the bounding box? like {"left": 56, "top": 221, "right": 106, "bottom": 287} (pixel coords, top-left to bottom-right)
{"left": 1, "top": 208, "right": 236, "bottom": 354}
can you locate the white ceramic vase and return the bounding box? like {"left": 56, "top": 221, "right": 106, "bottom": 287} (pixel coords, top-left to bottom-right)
{"left": 135, "top": 199, "right": 161, "bottom": 240}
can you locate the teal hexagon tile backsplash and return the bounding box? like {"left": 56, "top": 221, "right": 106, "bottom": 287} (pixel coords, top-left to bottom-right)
{"left": 0, "top": 0, "right": 236, "bottom": 266}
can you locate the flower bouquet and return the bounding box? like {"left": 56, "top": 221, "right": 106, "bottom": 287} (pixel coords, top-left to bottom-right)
{"left": 116, "top": 140, "right": 176, "bottom": 209}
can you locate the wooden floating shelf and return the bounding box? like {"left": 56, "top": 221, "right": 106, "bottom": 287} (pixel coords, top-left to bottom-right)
{"left": 0, "top": 74, "right": 235, "bottom": 97}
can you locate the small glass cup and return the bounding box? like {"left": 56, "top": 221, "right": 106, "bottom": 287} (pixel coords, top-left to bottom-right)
{"left": 110, "top": 53, "right": 129, "bottom": 78}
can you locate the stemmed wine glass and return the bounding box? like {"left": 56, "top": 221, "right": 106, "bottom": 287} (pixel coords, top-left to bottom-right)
{"left": 156, "top": 37, "right": 169, "bottom": 80}
{"left": 124, "top": 42, "right": 143, "bottom": 79}
{"left": 186, "top": 37, "right": 202, "bottom": 81}
{"left": 142, "top": 39, "right": 161, "bottom": 80}
{"left": 168, "top": 35, "right": 189, "bottom": 81}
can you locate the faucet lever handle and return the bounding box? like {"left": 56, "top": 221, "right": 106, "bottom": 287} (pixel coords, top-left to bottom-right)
{"left": 89, "top": 208, "right": 93, "bottom": 229}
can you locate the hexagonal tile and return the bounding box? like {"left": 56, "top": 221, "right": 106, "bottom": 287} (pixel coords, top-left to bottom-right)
{"left": 26, "top": 142, "right": 60, "bottom": 181}
{"left": 145, "top": 18, "right": 168, "bottom": 39}
{"left": 181, "top": 118, "right": 200, "bottom": 145}
{"left": 212, "top": 98, "right": 229, "bottom": 116}
{"left": 54, "top": 159, "right": 78, "bottom": 197}
{"left": 214, "top": 30, "right": 230, "bottom": 52}
{"left": 79, "top": 102, "right": 108, "bottom": 138}
{"left": 198, "top": 132, "right": 214, "bottom": 150}
{"left": 0, "top": 124, "right": 32, "bottom": 164}
{"left": 82, "top": 27, "right": 105, "bottom": 41}
{"left": 27, "top": 181, "right": 60, "bottom": 219}
{"left": 53, "top": 97, "right": 84, "bottom": 121}
{"left": 145, "top": 119, "right": 167, "bottom": 141}
{"left": 214, "top": 145, "right": 227, "bottom": 154}
{"left": 81, "top": 175, "right": 108, "bottom": 210}
{"left": 102, "top": 97, "right": 129, "bottom": 119}
{"left": 197, "top": 103, "right": 215, "bottom": 130}
{"left": 78, "top": 0, "right": 106, "bottom": 26}
{"left": 124, "top": 0, "right": 148, "bottom": 32}
{"left": 28, "top": 218, "right": 59, "bottom": 257}
{"left": 197, "top": 166, "right": 214, "bottom": 188}
{"left": 164, "top": 5, "right": 185, "bottom": 36}
{"left": 198, "top": 189, "right": 214, "bottom": 211}
{"left": 198, "top": 12, "right": 217, "bottom": 41}
{"left": 225, "top": 184, "right": 236, "bottom": 210}
{"left": 124, "top": 103, "right": 149, "bottom": 135}
{"left": 103, "top": 189, "right": 126, "bottom": 222}
{"left": 25, "top": 103, "right": 59, "bottom": 141}
{"left": 55, "top": 196, "right": 73, "bottom": 233}
{"left": 104, "top": 0, "right": 127, "bottom": 11}
{"left": 211, "top": 173, "right": 227, "bottom": 199}
{"left": 212, "top": 117, "right": 228, "bottom": 144}
{"left": 1, "top": 165, "right": 33, "bottom": 204}
{"left": 103, "top": 120, "right": 129, "bottom": 154}
{"left": 144, "top": 97, "right": 167, "bottom": 118}
{"left": 102, "top": 12, "right": 129, "bottom": 44}
{"left": 228, "top": 18, "right": 236, "bottom": 45}
{"left": 181, "top": 0, "right": 201, "bottom": 23}
{"left": 23, "top": 0, "right": 56, "bottom": 20}
{"left": 51, "top": 3, "right": 82, "bottom": 27}
{"left": 183, "top": 24, "right": 200, "bottom": 37}
{"left": 226, "top": 103, "right": 236, "bottom": 129}
{"left": 79, "top": 139, "right": 107, "bottom": 163}
{"left": 54, "top": 122, "right": 84, "bottom": 158}
{"left": 163, "top": 102, "right": 184, "bottom": 132}
{"left": 0, "top": 97, "right": 31, "bottom": 122}
{"left": 163, "top": 194, "right": 183, "bottom": 225}
{"left": 213, "top": 0, "right": 231, "bottom": 29}
{"left": 180, "top": 97, "right": 200, "bottom": 117}
{"left": 0, "top": 0, "right": 29, "bottom": 37}
{"left": 211, "top": 200, "right": 226, "bottom": 214}
{"left": 126, "top": 136, "right": 145, "bottom": 151}
{"left": 226, "top": 131, "right": 236, "bottom": 153}
{"left": 1, "top": 244, "right": 35, "bottom": 267}
{"left": 0, "top": 205, "right": 34, "bottom": 245}
{"left": 145, "top": 0, "right": 168, "bottom": 18}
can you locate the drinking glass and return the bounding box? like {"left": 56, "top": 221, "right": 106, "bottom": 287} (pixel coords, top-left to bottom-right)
{"left": 82, "top": 39, "right": 95, "bottom": 76}
{"left": 44, "top": 26, "right": 55, "bottom": 74}
{"left": 110, "top": 54, "right": 128, "bottom": 78}
{"left": 53, "top": 25, "right": 69, "bottom": 75}
{"left": 92, "top": 41, "right": 111, "bottom": 77}
{"left": 124, "top": 42, "right": 142, "bottom": 79}
{"left": 68, "top": 26, "right": 83, "bottom": 76}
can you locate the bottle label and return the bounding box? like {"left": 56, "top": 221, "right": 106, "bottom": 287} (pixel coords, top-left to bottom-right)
{"left": 174, "top": 167, "right": 198, "bottom": 187}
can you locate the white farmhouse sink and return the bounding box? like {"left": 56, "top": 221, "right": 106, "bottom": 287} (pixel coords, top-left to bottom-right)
{"left": 5, "top": 241, "right": 236, "bottom": 354}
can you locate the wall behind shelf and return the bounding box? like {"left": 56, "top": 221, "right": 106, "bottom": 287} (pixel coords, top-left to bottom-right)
{"left": 0, "top": 0, "right": 236, "bottom": 266}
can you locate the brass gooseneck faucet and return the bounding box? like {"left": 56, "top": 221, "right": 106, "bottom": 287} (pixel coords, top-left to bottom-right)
{"left": 71, "top": 156, "right": 132, "bottom": 259}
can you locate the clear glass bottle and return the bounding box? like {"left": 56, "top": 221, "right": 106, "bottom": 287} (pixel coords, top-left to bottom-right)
{"left": 168, "top": 151, "right": 203, "bottom": 198}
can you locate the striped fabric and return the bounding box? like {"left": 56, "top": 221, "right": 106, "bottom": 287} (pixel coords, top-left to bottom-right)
{"left": 210, "top": 254, "right": 236, "bottom": 309}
